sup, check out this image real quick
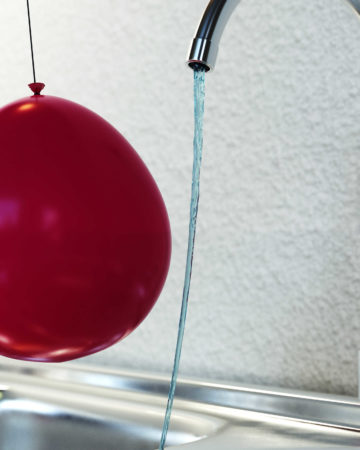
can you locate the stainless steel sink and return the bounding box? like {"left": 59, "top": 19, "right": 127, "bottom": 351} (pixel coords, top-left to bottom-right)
{"left": 0, "top": 360, "right": 360, "bottom": 449}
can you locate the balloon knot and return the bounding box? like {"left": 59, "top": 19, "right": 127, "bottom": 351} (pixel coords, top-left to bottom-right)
{"left": 28, "top": 82, "right": 45, "bottom": 95}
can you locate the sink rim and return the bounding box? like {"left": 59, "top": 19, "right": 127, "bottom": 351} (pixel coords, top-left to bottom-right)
{"left": 0, "top": 358, "right": 360, "bottom": 433}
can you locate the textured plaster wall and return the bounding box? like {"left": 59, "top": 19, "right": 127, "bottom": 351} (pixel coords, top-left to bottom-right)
{"left": 0, "top": 0, "right": 359, "bottom": 395}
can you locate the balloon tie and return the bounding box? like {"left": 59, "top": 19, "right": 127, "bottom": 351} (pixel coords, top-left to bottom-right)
{"left": 26, "top": 0, "right": 37, "bottom": 84}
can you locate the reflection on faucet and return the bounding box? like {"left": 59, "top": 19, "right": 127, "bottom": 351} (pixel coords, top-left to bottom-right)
{"left": 188, "top": 0, "right": 360, "bottom": 71}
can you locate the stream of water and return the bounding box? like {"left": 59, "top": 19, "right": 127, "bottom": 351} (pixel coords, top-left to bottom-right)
{"left": 159, "top": 66, "right": 206, "bottom": 449}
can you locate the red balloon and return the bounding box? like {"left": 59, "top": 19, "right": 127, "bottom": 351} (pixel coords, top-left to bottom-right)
{"left": 0, "top": 84, "right": 171, "bottom": 362}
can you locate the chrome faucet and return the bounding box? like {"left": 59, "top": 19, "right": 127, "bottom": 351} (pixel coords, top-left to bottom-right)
{"left": 187, "top": 0, "right": 360, "bottom": 71}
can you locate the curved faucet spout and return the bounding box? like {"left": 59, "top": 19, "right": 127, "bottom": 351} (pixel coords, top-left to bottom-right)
{"left": 187, "top": 0, "right": 360, "bottom": 71}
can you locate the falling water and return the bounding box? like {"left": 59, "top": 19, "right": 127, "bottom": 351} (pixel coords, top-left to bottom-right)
{"left": 159, "top": 66, "right": 205, "bottom": 449}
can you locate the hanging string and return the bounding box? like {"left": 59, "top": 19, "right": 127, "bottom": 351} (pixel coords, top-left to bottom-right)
{"left": 26, "top": 0, "right": 37, "bottom": 83}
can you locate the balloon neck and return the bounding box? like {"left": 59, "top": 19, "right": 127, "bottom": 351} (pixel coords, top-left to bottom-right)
{"left": 28, "top": 82, "right": 45, "bottom": 96}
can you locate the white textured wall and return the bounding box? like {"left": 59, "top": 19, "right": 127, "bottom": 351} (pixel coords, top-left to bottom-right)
{"left": 0, "top": 0, "right": 360, "bottom": 395}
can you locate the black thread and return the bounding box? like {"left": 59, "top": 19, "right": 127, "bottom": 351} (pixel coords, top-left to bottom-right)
{"left": 26, "top": 0, "right": 36, "bottom": 83}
